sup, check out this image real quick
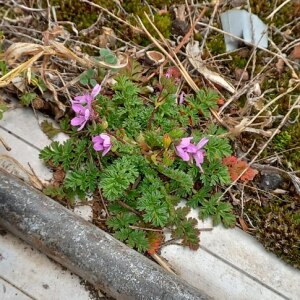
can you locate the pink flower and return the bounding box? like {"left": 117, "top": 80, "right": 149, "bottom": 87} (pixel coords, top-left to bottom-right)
{"left": 178, "top": 91, "right": 185, "bottom": 105}
{"left": 92, "top": 133, "right": 112, "bottom": 156}
{"left": 71, "top": 84, "right": 101, "bottom": 131}
{"left": 175, "top": 137, "right": 209, "bottom": 171}
{"left": 165, "top": 71, "right": 171, "bottom": 78}
{"left": 175, "top": 137, "right": 195, "bottom": 161}
{"left": 192, "top": 138, "right": 209, "bottom": 171}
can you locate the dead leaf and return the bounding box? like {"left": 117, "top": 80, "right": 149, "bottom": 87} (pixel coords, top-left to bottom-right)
{"left": 53, "top": 168, "right": 65, "bottom": 184}
{"left": 94, "top": 27, "right": 117, "bottom": 48}
{"left": 275, "top": 58, "right": 285, "bottom": 74}
{"left": 40, "top": 120, "right": 61, "bottom": 139}
{"left": 238, "top": 217, "right": 249, "bottom": 232}
{"left": 0, "top": 155, "right": 43, "bottom": 190}
{"left": 186, "top": 41, "right": 235, "bottom": 93}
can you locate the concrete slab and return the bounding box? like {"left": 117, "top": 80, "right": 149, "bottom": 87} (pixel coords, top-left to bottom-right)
{"left": 161, "top": 244, "right": 285, "bottom": 300}
{"left": 0, "top": 232, "right": 102, "bottom": 300}
{"left": 200, "top": 225, "right": 300, "bottom": 299}
{"left": 0, "top": 107, "right": 68, "bottom": 150}
{"left": 0, "top": 127, "right": 52, "bottom": 182}
{"left": 164, "top": 205, "right": 300, "bottom": 300}
{"left": 0, "top": 277, "right": 32, "bottom": 300}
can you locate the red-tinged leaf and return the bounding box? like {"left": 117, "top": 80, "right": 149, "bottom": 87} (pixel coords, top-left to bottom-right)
{"left": 165, "top": 66, "right": 181, "bottom": 82}
{"left": 217, "top": 98, "right": 225, "bottom": 106}
{"left": 147, "top": 232, "right": 163, "bottom": 255}
{"left": 240, "top": 167, "right": 258, "bottom": 181}
{"left": 223, "top": 156, "right": 258, "bottom": 182}
{"left": 223, "top": 155, "right": 238, "bottom": 165}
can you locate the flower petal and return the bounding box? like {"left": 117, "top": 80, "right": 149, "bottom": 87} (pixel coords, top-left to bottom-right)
{"left": 193, "top": 150, "right": 205, "bottom": 167}
{"left": 91, "top": 84, "right": 102, "bottom": 98}
{"left": 178, "top": 91, "right": 185, "bottom": 105}
{"left": 93, "top": 143, "right": 104, "bottom": 151}
{"left": 197, "top": 137, "right": 209, "bottom": 149}
{"left": 102, "top": 145, "right": 112, "bottom": 156}
{"left": 71, "top": 104, "right": 85, "bottom": 113}
{"left": 100, "top": 133, "right": 111, "bottom": 146}
{"left": 186, "top": 144, "right": 198, "bottom": 153}
{"left": 179, "top": 137, "right": 193, "bottom": 148}
{"left": 84, "top": 109, "right": 90, "bottom": 121}
{"left": 71, "top": 116, "right": 84, "bottom": 126}
{"left": 73, "top": 95, "right": 88, "bottom": 103}
{"left": 92, "top": 136, "right": 102, "bottom": 143}
{"left": 176, "top": 146, "right": 190, "bottom": 161}
{"left": 77, "top": 120, "right": 87, "bottom": 131}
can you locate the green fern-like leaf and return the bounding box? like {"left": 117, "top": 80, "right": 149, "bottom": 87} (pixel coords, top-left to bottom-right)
{"left": 199, "top": 193, "right": 236, "bottom": 228}
{"left": 64, "top": 162, "right": 100, "bottom": 193}
{"left": 187, "top": 186, "right": 212, "bottom": 209}
{"left": 158, "top": 166, "right": 194, "bottom": 196}
{"left": 201, "top": 161, "right": 231, "bottom": 187}
{"left": 114, "top": 228, "right": 149, "bottom": 252}
{"left": 205, "top": 136, "right": 232, "bottom": 162}
{"left": 213, "top": 202, "right": 236, "bottom": 228}
{"left": 40, "top": 120, "right": 61, "bottom": 139}
{"left": 100, "top": 156, "right": 139, "bottom": 201}
{"left": 137, "top": 190, "right": 169, "bottom": 227}
{"left": 187, "top": 89, "right": 219, "bottom": 117}
{"left": 39, "top": 140, "right": 73, "bottom": 170}
{"left": 127, "top": 230, "right": 149, "bottom": 252}
{"left": 106, "top": 212, "right": 139, "bottom": 231}
{"left": 171, "top": 217, "right": 200, "bottom": 250}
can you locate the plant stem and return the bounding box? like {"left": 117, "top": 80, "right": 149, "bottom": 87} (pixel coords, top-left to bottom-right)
{"left": 117, "top": 200, "right": 142, "bottom": 217}
{"left": 98, "top": 187, "right": 109, "bottom": 217}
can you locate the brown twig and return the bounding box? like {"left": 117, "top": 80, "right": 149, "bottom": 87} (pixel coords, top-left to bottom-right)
{"left": 98, "top": 187, "right": 110, "bottom": 217}
{"left": 219, "top": 95, "right": 300, "bottom": 200}
{"left": 146, "top": 6, "right": 207, "bottom": 81}
{"left": 129, "top": 225, "right": 163, "bottom": 232}
{"left": 0, "top": 135, "right": 11, "bottom": 151}
{"left": 117, "top": 200, "right": 142, "bottom": 217}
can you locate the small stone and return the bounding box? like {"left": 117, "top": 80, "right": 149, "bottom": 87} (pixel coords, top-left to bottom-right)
{"left": 275, "top": 58, "right": 285, "bottom": 74}
{"left": 74, "top": 205, "right": 93, "bottom": 222}
{"left": 234, "top": 68, "right": 249, "bottom": 81}
{"left": 260, "top": 173, "right": 283, "bottom": 191}
{"left": 171, "top": 19, "right": 189, "bottom": 36}
{"left": 237, "top": 48, "right": 250, "bottom": 58}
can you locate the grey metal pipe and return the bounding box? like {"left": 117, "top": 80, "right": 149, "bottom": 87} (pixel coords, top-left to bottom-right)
{"left": 0, "top": 171, "right": 210, "bottom": 300}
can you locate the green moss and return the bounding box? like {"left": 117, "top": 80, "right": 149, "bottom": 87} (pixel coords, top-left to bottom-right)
{"left": 49, "top": 0, "right": 106, "bottom": 30}
{"left": 49, "top": 0, "right": 173, "bottom": 47}
{"left": 246, "top": 201, "right": 300, "bottom": 269}
{"left": 274, "top": 131, "right": 292, "bottom": 151}
{"left": 231, "top": 54, "right": 247, "bottom": 69}
{"left": 206, "top": 33, "right": 225, "bottom": 55}
{"left": 123, "top": 0, "right": 172, "bottom": 13}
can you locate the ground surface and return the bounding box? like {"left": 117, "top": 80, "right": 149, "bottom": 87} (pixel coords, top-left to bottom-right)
{"left": 0, "top": 231, "right": 104, "bottom": 300}
{"left": 0, "top": 0, "right": 299, "bottom": 267}
{"left": 1, "top": 107, "right": 299, "bottom": 300}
